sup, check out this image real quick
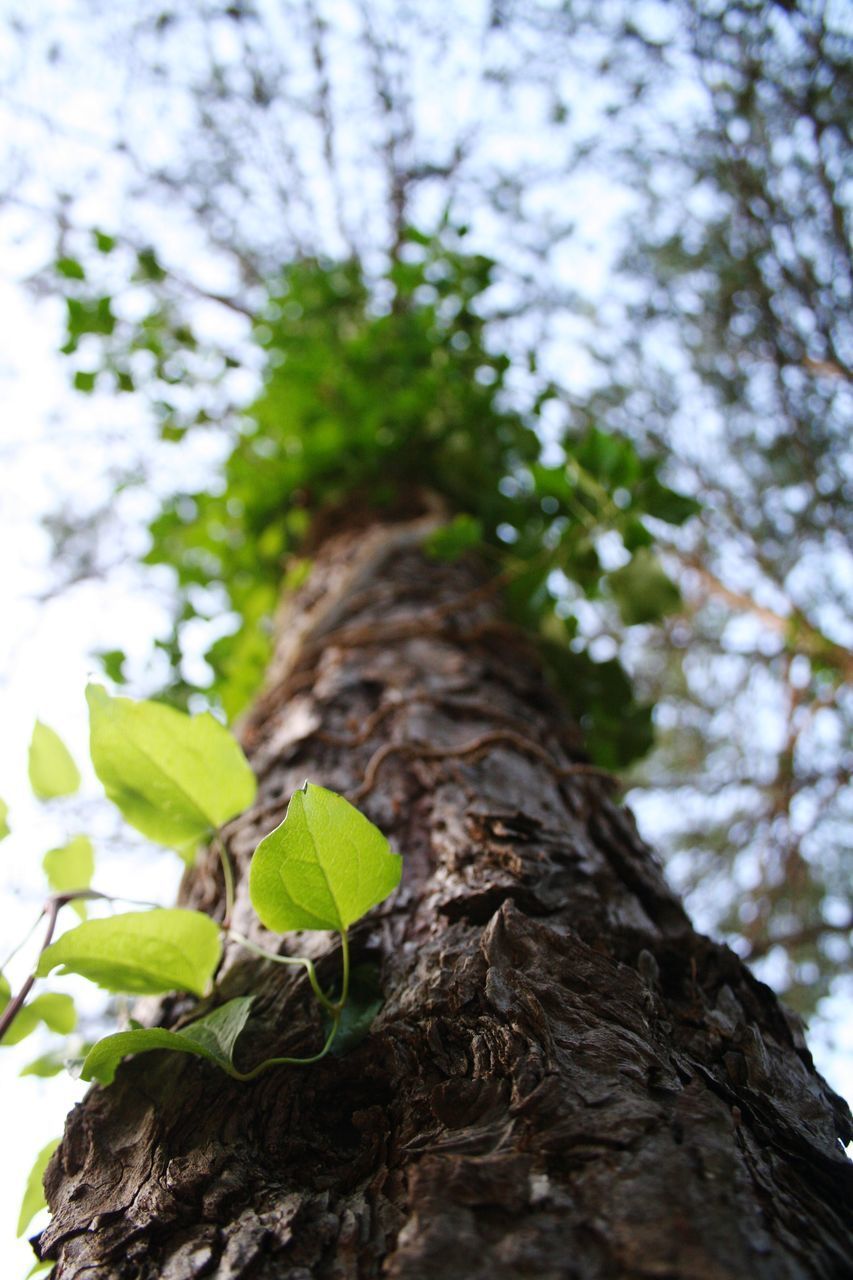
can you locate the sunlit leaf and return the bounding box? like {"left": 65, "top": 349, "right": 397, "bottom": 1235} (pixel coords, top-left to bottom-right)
{"left": 37, "top": 909, "right": 221, "bottom": 997}
{"left": 0, "top": 797, "right": 9, "bottom": 841}
{"left": 17, "top": 1139, "right": 60, "bottom": 1237}
{"left": 82, "top": 996, "right": 254, "bottom": 1084}
{"left": 250, "top": 782, "right": 402, "bottom": 933}
{"left": 42, "top": 836, "right": 95, "bottom": 896}
{"left": 86, "top": 684, "right": 256, "bottom": 857}
{"left": 28, "top": 722, "right": 81, "bottom": 800}
{"left": 0, "top": 994, "right": 77, "bottom": 1047}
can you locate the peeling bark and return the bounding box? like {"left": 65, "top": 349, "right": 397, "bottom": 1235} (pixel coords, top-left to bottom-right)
{"left": 39, "top": 513, "right": 852, "bottom": 1278}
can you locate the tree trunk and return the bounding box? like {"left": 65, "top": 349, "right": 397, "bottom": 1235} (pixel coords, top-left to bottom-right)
{"left": 38, "top": 512, "right": 852, "bottom": 1278}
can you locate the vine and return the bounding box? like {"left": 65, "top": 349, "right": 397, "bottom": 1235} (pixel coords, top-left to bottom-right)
{"left": 1, "top": 688, "right": 401, "bottom": 1241}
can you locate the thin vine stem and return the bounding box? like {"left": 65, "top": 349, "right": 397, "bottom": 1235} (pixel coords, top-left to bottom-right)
{"left": 212, "top": 831, "right": 235, "bottom": 928}
{"left": 226, "top": 929, "right": 338, "bottom": 1014}
{"left": 228, "top": 1012, "right": 341, "bottom": 1081}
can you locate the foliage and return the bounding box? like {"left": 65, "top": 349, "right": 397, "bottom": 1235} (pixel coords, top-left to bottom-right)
{"left": 37, "top": 910, "right": 222, "bottom": 997}
{"left": 27, "top": 723, "right": 80, "bottom": 801}
{"left": 251, "top": 783, "right": 402, "bottom": 933}
{"left": 4, "top": 0, "right": 850, "bottom": 1014}
{"left": 17, "top": 1141, "right": 59, "bottom": 1238}
{"left": 87, "top": 684, "right": 257, "bottom": 859}
{"left": 3, "top": 691, "right": 401, "bottom": 1098}
{"left": 53, "top": 233, "right": 696, "bottom": 772}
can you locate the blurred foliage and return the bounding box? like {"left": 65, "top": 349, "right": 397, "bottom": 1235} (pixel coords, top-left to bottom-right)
{"left": 3, "top": 0, "right": 850, "bottom": 1013}
{"left": 50, "top": 226, "right": 696, "bottom": 759}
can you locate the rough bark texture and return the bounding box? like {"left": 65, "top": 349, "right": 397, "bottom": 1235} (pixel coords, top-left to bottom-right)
{"left": 39, "top": 512, "right": 852, "bottom": 1278}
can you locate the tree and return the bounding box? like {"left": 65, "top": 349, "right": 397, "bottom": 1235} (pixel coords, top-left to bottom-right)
{"left": 4, "top": 0, "right": 849, "bottom": 1013}
{"left": 0, "top": 2, "right": 850, "bottom": 1272}
{"left": 34, "top": 498, "right": 852, "bottom": 1276}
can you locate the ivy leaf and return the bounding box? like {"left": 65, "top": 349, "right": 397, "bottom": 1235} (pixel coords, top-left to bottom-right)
{"left": 37, "top": 909, "right": 221, "bottom": 997}
{"left": 43, "top": 836, "right": 95, "bottom": 896}
{"left": 328, "top": 963, "right": 383, "bottom": 1057}
{"left": 28, "top": 721, "right": 81, "bottom": 800}
{"left": 0, "top": 994, "right": 76, "bottom": 1047}
{"left": 250, "top": 782, "right": 402, "bottom": 933}
{"left": 607, "top": 548, "right": 682, "bottom": 626}
{"left": 86, "top": 684, "right": 257, "bottom": 858}
{"left": 17, "top": 1139, "right": 60, "bottom": 1237}
{"left": 81, "top": 997, "right": 254, "bottom": 1084}
{"left": 0, "top": 796, "right": 9, "bottom": 841}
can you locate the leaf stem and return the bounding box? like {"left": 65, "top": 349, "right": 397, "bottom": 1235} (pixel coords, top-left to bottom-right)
{"left": 228, "top": 1012, "right": 340, "bottom": 1081}
{"left": 331, "top": 929, "right": 350, "bottom": 1015}
{"left": 226, "top": 930, "right": 337, "bottom": 1014}
{"left": 213, "top": 832, "right": 235, "bottom": 929}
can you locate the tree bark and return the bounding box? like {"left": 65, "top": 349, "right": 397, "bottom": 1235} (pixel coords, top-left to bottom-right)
{"left": 38, "top": 512, "right": 852, "bottom": 1278}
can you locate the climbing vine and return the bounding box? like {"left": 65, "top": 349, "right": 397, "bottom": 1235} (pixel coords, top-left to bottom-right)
{"left": 1, "top": 690, "right": 400, "bottom": 1238}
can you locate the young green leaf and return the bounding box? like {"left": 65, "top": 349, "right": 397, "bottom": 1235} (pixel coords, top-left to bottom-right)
{"left": 81, "top": 997, "right": 254, "bottom": 1084}
{"left": 28, "top": 721, "right": 81, "bottom": 800}
{"left": 0, "top": 796, "right": 9, "bottom": 841}
{"left": 0, "top": 994, "right": 76, "bottom": 1047}
{"left": 37, "top": 909, "right": 221, "bottom": 996}
{"left": 86, "top": 684, "right": 257, "bottom": 857}
{"left": 250, "top": 782, "right": 402, "bottom": 933}
{"left": 42, "top": 836, "right": 95, "bottom": 896}
{"left": 17, "top": 1138, "right": 60, "bottom": 1237}
{"left": 0, "top": 972, "right": 10, "bottom": 1011}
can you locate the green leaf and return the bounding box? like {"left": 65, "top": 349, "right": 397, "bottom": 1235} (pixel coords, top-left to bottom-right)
{"left": 0, "top": 796, "right": 9, "bottom": 841}
{"left": 0, "top": 971, "right": 11, "bottom": 1011}
{"left": 250, "top": 782, "right": 402, "bottom": 933}
{"left": 81, "top": 996, "right": 254, "bottom": 1084}
{"left": 86, "top": 684, "right": 256, "bottom": 857}
{"left": 42, "top": 836, "right": 95, "bottom": 895}
{"left": 607, "top": 548, "right": 682, "bottom": 626}
{"left": 17, "top": 1139, "right": 60, "bottom": 1237}
{"left": 92, "top": 229, "right": 116, "bottom": 253}
{"left": 55, "top": 257, "right": 85, "bottom": 280}
{"left": 425, "top": 514, "right": 483, "bottom": 560}
{"left": 1, "top": 993, "right": 77, "bottom": 1047}
{"left": 26, "top": 1257, "right": 55, "bottom": 1276}
{"left": 28, "top": 721, "right": 81, "bottom": 800}
{"left": 328, "top": 963, "right": 383, "bottom": 1057}
{"left": 37, "top": 909, "right": 221, "bottom": 996}
{"left": 93, "top": 648, "right": 127, "bottom": 684}
{"left": 73, "top": 370, "right": 97, "bottom": 393}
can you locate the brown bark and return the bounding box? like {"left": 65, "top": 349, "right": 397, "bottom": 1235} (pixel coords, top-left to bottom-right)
{"left": 38, "top": 512, "right": 852, "bottom": 1278}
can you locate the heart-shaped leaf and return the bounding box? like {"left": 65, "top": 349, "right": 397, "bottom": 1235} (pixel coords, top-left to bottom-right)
{"left": 37, "top": 909, "right": 221, "bottom": 996}
{"left": 249, "top": 783, "right": 401, "bottom": 933}
{"left": 81, "top": 996, "right": 254, "bottom": 1084}
{"left": 87, "top": 685, "right": 257, "bottom": 858}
